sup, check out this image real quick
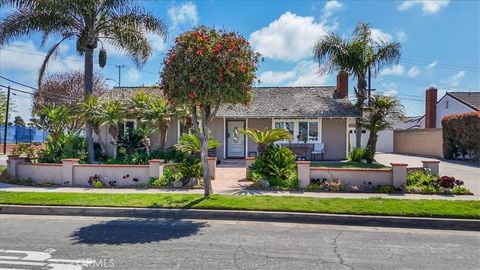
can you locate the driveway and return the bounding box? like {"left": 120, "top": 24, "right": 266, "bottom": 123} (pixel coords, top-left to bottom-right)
{"left": 375, "top": 153, "right": 480, "bottom": 195}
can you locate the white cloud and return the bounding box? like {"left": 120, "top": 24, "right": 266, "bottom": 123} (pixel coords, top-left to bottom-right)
{"left": 398, "top": 0, "right": 450, "bottom": 14}
{"left": 425, "top": 60, "right": 438, "bottom": 70}
{"left": 126, "top": 68, "right": 141, "bottom": 83}
{"left": 380, "top": 64, "right": 404, "bottom": 76}
{"left": 249, "top": 12, "right": 331, "bottom": 61}
{"left": 407, "top": 66, "right": 421, "bottom": 77}
{"left": 396, "top": 30, "right": 408, "bottom": 42}
{"left": 0, "top": 40, "right": 82, "bottom": 74}
{"left": 288, "top": 60, "right": 327, "bottom": 86}
{"left": 322, "top": 0, "right": 343, "bottom": 19}
{"left": 259, "top": 70, "right": 296, "bottom": 84}
{"left": 383, "top": 89, "right": 398, "bottom": 97}
{"left": 371, "top": 28, "right": 392, "bottom": 43}
{"left": 449, "top": 71, "right": 465, "bottom": 86}
{"left": 148, "top": 34, "right": 166, "bottom": 52}
{"left": 168, "top": 2, "right": 198, "bottom": 28}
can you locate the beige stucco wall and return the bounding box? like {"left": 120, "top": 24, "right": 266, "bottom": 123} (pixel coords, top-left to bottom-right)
{"left": 209, "top": 118, "right": 225, "bottom": 159}
{"left": 310, "top": 167, "right": 393, "bottom": 187}
{"left": 72, "top": 164, "right": 150, "bottom": 187}
{"left": 394, "top": 128, "right": 443, "bottom": 158}
{"left": 17, "top": 163, "right": 63, "bottom": 185}
{"left": 322, "top": 118, "right": 347, "bottom": 160}
{"left": 246, "top": 118, "right": 272, "bottom": 157}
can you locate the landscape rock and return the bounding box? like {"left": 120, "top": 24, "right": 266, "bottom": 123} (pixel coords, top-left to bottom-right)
{"left": 256, "top": 179, "right": 270, "bottom": 189}
{"left": 172, "top": 180, "right": 183, "bottom": 188}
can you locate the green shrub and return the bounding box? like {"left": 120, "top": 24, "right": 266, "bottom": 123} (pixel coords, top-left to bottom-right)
{"left": 94, "top": 180, "right": 104, "bottom": 188}
{"left": 452, "top": 186, "right": 471, "bottom": 195}
{"left": 249, "top": 145, "right": 297, "bottom": 188}
{"left": 406, "top": 170, "right": 437, "bottom": 187}
{"left": 175, "top": 156, "right": 202, "bottom": 179}
{"left": 348, "top": 147, "right": 373, "bottom": 163}
{"left": 149, "top": 167, "right": 183, "bottom": 187}
{"left": 11, "top": 144, "right": 37, "bottom": 159}
{"left": 39, "top": 132, "right": 87, "bottom": 163}
{"left": 376, "top": 185, "right": 396, "bottom": 193}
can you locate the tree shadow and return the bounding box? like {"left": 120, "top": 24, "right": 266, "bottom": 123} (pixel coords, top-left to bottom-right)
{"left": 70, "top": 218, "right": 207, "bottom": 245}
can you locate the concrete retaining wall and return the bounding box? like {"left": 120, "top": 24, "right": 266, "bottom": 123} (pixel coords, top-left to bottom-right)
{"left": 310, "top": 167, "right": 393, "bottom": 187}
{"left": 394, "top": 128, "right": 443, "bottom": 158}
{"left": 7, "top": 156, "right": 219, "bottom": 187}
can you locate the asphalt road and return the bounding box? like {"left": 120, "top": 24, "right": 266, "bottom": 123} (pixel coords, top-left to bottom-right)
{"left": 0, "top": 215, "right": 479, "bottom": 270}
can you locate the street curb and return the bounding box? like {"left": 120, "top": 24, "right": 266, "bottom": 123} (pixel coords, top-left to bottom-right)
{"left": 1, "top": 204, "right": 479, "bottom": 231}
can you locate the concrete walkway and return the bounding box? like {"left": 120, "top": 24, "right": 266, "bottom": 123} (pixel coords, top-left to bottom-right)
{"left": 375, "top": 153, "right": 480, "bottom": 195}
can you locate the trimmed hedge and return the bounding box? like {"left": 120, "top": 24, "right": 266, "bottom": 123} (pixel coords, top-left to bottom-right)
{"left": 442, "top": 111, "right": 480, "bottom": 161}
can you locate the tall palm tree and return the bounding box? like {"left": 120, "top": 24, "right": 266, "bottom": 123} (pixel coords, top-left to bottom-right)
{"left": 0, "top": 0, "right": 167, "bottom": 162}
{"left": 240, "top": 128, "right": 292, "bottom": 155}
{"left": 79, "top": 95, "right": 106, "bottom": 156}
{"left": 100, "top": 98, "right": 126, "bottom": 159}
{"left": 361, "top": 95, "right": 404, "bottom": 160}
{"left": 314, "top": 22, "right": 401, "bottom": 148}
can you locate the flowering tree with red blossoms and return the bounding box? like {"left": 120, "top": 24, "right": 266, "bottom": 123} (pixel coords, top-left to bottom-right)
{"left": 161, "top": 26, "right": 260, "bottom": 197}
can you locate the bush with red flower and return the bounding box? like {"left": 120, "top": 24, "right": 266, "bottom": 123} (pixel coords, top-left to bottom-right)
{"left": 442, "top": 111, "right": 480, "bottom": 161}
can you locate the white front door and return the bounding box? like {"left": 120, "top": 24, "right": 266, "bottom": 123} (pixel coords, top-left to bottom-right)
{"left": 227, "top": 121, "right": 245, "bottom": 158}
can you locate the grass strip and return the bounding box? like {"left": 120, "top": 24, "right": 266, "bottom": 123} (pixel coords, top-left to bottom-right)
{"left": 0, "top": 191, "right": 478, "bottom": 219}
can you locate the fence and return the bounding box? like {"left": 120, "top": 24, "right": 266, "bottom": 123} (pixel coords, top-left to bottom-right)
{"left": 393, "top": 128, "right": 443, "bottom": 158}
{"left": 0, "top": 125, "right": 47, "bottom": 144}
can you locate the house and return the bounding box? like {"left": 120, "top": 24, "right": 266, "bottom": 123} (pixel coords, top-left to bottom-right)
{"left": 350, "top": 88, "right": 480, "bottom": 153}
{"left": 420, "top": 88, "right": 480, "bottom": 128}
{"left": 99, "top": 73, "right": 360, "bottom": 160}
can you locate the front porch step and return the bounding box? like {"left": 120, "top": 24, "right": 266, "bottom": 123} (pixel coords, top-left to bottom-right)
{"left": 218, "top": 159, "right": 246, "bottom": 168}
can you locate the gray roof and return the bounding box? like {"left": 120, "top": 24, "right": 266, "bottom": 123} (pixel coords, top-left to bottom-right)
{"left": 217, "top": 86, "right": 360, "bottom": 118}
{"left": 446, "top": 92, "right": 480, "bottom": 111}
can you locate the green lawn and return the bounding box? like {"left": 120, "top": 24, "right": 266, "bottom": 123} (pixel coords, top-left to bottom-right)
{"left": 311, "top": 161, "right": 389, "bottom": 169}
{"left": 0, "top": 191, "right": 478, "bottom": 219}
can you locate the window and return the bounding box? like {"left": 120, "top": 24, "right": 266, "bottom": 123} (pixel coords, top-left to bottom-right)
{"left": 446, "top": 100, "right": 449, "bottom": 109}
{"left": 119, "top": 120, "right": 136, "bottom": 136}
{"left": 274, "top": 120, "right": 321, "bottom": 142}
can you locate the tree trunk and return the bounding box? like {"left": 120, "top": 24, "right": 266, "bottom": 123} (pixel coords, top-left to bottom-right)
{"left": 93, "top": 125, "right": 106, "bottom": 156}
{"left": 191, "top": 106, "right": 213, "bottom": 197}
{"left": 355, "top": 75, "right": 367, "bottom": 148}
{"left": 159, "top": 123, "right": 168, "bottom": 151}
{"left": 84, "top": 47, "right": 95, "bottom": 162}
{"left": 366, "top": 130, "right": 378, "bottom": 162}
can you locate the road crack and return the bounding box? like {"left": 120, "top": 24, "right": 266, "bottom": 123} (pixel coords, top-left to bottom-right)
{"left": 333, "top": 231, "right": 355, "bottom": 270}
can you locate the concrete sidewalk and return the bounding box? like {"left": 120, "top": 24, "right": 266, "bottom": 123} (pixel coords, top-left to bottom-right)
{"left": 1, "top": 182, "right": 478, "bottom": 200}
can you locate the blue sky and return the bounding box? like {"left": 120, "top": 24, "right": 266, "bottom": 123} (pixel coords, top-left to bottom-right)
{"left": 0, "top": 0, "right": 478, "bottom": 120}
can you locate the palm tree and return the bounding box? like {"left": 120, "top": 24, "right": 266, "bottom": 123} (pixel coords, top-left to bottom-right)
{"left": 240, "top": 128, "right": 292, "bottom": 155}
{"left": 35, "top": 105, "right": 73, "bottom": 141}
{"left": 361, "top": 95, "right": 404, "bottom": 160}
{"left": 79, "top": 95, "right": 106, "bottom": 156}
{"left": 100, "top": 98, "right": 126, "bottom": 159}
{"left": 144, "top": 95, "right": 177, "bottom": 151}
{"left": 314, "top": 22, "right": 401, "bottom": 148}
{"left": 135, "top": 124, "right": 156, "bottom": 155}
{"left": 175, "top": 133, "right": 220, "bottom": 156}
{"left": 0, "top": 0, "right": 167, "bottom": 162}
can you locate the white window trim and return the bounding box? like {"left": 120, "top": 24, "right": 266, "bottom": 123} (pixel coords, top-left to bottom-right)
{"left": 272, "top": 118, "right": 323, "bottom": 143}
{"left": 122, "top": 119, "right": 137, "bottom": 136}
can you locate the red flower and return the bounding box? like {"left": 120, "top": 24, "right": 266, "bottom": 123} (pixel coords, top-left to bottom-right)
{"left": 188, "top": 91, "right": 197, "bottom": 99}
{"left": 196, "top": 49, "right": 203, "bottom": 56}
{"left": 201, "top": 34, "right": 208, "bottom": 41}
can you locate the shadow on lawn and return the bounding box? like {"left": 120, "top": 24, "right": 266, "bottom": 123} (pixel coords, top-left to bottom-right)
{"left": 70, "top": 218, "right": 207, "bottom": 245}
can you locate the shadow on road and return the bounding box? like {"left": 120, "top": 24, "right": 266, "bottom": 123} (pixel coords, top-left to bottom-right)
{"left": 70, "top": 218, "right": 207, "bottom": 245}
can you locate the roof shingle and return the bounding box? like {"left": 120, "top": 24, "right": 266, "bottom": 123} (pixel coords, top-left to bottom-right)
{"left": 217, "top": 86, "right": 359, "bottom": 118}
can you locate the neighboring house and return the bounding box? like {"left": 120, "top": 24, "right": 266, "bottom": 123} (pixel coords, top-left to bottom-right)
{"left": 420, "top": 88, "right": 480, "bottom": 129}
{"left": 99, "top": 74, "right": 360, "bottom": 160}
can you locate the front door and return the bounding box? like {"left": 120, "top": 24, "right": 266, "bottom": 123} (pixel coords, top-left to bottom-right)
{"left": 227, "top": 121, "right": 245, "bottom": 158}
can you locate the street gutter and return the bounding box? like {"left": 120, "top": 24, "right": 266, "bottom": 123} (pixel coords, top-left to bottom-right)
{"left": 1, "top": 204, "right": 479, "bottom": 231}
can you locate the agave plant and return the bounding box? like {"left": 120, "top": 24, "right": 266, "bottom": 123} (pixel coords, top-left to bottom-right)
{"left": 240, "top": 128, "right": 292, "bottom": 155}
{"left": 175, "top": 133, "right": 220, "bottom": 156}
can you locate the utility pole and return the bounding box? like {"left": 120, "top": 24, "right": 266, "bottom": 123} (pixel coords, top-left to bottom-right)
{"left": 115, "top": 65, "right": 125, "bottom": 87}
{"left": 3, "top": 86, "right": 10, "bottom": 154}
